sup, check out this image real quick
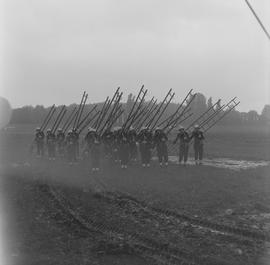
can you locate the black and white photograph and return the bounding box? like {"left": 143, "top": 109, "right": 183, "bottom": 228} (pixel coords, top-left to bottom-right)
{"left": 0, "top": 0, "right": 270, "bottom": 264}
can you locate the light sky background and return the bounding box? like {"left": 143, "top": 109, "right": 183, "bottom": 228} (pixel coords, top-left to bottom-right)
{"left": 0, "top": 0, "right": 269, "bottom": 112}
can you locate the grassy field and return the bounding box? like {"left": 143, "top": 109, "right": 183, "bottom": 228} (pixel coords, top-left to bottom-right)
{"left": 0, "top": 123, "right": 270, "bottom": 264}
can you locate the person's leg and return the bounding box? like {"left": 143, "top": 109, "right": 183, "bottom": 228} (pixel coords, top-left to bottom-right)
{"left": 157, "top": 145, "right": 162, "bottom": 165}
{"left": 37, "top": 143, "right": 41, "bottom": 156}
{"left": 139, "top": 144, "right": 145, "bottom": 166}
{"left": 40, "top": 143, "right": 44, "bottom": 157}
{"left": 199, "top": 144, "right": 203, "bottom": 164}
{"left": 146, "top": 145, "right": 151, "bottom": 166}
{"left": 184, "top": 144, "right": 189, "bottom": 164}
{"left": 194, "top": 144, "right": 199, "bottom": 164}
{"left": 179, "top": 145, "right": 184, "bottom": 163}
{"left": 163, "top": 144, "right": 168, "bottom": 165}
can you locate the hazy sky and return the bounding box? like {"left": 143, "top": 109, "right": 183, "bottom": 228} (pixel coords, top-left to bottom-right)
{"left": 1, "top": 0, "right": 269, "bottom": 112}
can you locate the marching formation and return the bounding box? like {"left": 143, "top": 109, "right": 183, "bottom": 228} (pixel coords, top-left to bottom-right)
{"left": 32, "top": 86, "right": 240, "bottom": 171}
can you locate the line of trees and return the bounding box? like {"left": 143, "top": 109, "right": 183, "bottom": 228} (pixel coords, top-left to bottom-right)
{"left": 9, "top": 93, "right": 270, "bottom": 125}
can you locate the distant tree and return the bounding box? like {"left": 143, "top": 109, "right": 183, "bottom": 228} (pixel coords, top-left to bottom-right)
{"left": 260, "top": 104, "right": 270, "bottom": 122}
{"left": 247, "top": 110, "right": 259, "bottom": 122}
{"left": 207, "top": 97, "right": 213, "bottom": 109}
{"left": 215, "top": 99, "right": 222, "bottom": 111}
{"left": 222, "top": 109, "right": 242, "bottom": 124}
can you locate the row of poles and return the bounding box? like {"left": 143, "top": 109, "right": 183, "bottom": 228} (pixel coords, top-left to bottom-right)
{"left": 38, "top": 86, "right": 240, "bottom": 138}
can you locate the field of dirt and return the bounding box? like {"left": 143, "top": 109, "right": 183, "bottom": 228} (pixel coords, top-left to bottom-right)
{"left": 0, "top": 124, "right": 270, "bottom": 264}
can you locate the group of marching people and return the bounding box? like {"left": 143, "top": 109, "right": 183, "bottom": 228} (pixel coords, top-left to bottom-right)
{"left": 34, "top": 124, "right": 205, "bottom": 171}
{"left": 34, "top": 127, "right": 79, "bottom": 161}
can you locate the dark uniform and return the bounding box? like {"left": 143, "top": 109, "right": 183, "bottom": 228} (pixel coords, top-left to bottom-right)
{"left": 102, "top": 129, "right": 114, "bottom": 158}
{"left": 137, "top": 128, "right": 152, "bottom": 167}
{"left": 46, "top": 130, "right": 56, "bottom": 160}
{"left": 65, "top": 130, "right": 77, "bottom": 163}
{"left": 112, "top": 128, "right": 121, "bottom": 163}
{"left": 173, "top": 128, "right": 190, "bottom": 164}
{"left": 85, "top": 129, "right": 101, "bottom": 171}
{"left": 72, "top": 129, "right": 80, "bottom": 159}
{"left": 119, "top": 130, "right": 129, "bottom": 168}
{"left": 89, "top": 131, "right": 101, "bottom": 171}
{"left": 190, "top": 126, "right": 204, "bottom": 164}
{"left": 153, "top": 129, "right": 168, "bottom": 166}
{"left": 56, "top": 129, "right": 65, "bottom": 156}
{"left": 127, "top": 129, "right": 137, "bottom": 161}
{"left": 35, "top": 128, "right": 45, "bottom": 157}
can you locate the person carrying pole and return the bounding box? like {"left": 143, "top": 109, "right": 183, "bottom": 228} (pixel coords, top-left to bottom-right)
{"left": 88, "top": 128, "right": 101, "bottom": 172}
{"left": 118, "top": 128, "right": 130, "bottom": 169}
{"left": 127, "top": 127, "right": 137, "bottom": 162}
{"left": 65, "top": 130, "right": 77, "bottom": 164}
{"left": 137, "top": 126, "right": 153, "bottom": 167}
{"left": 111, "top": 127, "right": 121, "bottom": 163}
{"left": 46, "top": 128, "right": 56, "bottom": 160}
{"left": 190, "top": 125, "right": 204, "bottom": 165}
{"left": 173, "top": 126, "right": 190, "bottom": 165}
{"left": 72, "top": 128, "right": 79, "bottom": 161}
{"left": 101, "top": 128, "right": 114, "bottom": 158}
{"left": 56, "top": 128, "right": 65, "bottom": 156}
{"left": 34, "top": 127, "right": 45, "bottom": 157}
{"left": 153, "top": 127, "right": 168, "bottom": 167}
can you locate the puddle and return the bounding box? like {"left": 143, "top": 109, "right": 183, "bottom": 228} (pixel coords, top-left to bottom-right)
{"left": 168, "top": 156, "right": 269, "bottom": 171}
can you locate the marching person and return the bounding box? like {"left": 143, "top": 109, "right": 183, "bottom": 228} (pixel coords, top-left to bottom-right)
{"left": 128, "top": 127, "right": 138, "bottom": 162}
{"left": 85, "top": 127, "right": 96, "bottom": 150}
{"left": 173, "top": 126, "right": 190, "bottom": 165}
{"left": 46, "top": 129, "right": 56, "bottom": 160}
{"left": 34, "top": 127, "right": 45, "bottom": 157}
{"left": 190, "top": 125, "right": 205, "bottom": 165}
{"left": 56, "top": 128, "right": 65, "bottom": 156}
{"left": 72, "top": 128, "right": 80, "bottom": 159}
{"left": 119, "top": 128, "right": 129, "bottom": 169}
{"left": 102, "top": 128, "right": 114, "bottom": 158}
{"left": 65, "top": 130, "right": 77, "bottom": 164}
{"left": 89, "top": 129, "right": 101, "bottom": 172}
{"left": 137, "top": 126, "right": 152, "bottom": 167}
{"left": 112, "top": 127, "right": 121, "bottom": 163}
{"left": 153, "top": 127, "right": 168, "bottom": 167}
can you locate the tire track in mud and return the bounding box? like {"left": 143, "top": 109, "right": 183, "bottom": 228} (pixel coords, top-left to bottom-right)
{"left": 102, "top": 190, "right": 270, "bottom": 243}
{"left": 42, "top": 184, "right": 237, "bottom": 265}
{"left": 88, "top": 165, "right": 270, "bottom": 244}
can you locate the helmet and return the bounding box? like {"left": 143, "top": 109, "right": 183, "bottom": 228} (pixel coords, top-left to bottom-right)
{"left": 36, "top": 127, "right": 41, "bottom": 131}
{"left": 155, "top": 127, "right": 161, "bottom": 131}
{"left": 88, "top": 127, "right": 94, "bottom": 132}
{"left": 68, "top": 130, "right": 72, "bottom": 134}
{"left": 47, "top": 128, "right": 51, "bottom": 132}
{"left": 57, "top": 128, "right": 62, "bottom": 131}
{"left": 178, "top": 126, "right": 184, "bottom": 131}
{"left": 194, "top": 124, "right": 200, "bottom": 129}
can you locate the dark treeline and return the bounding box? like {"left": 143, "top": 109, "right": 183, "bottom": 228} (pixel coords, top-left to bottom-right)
{"left": 10, "top": 92, "right": 270, "bottom": 126}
